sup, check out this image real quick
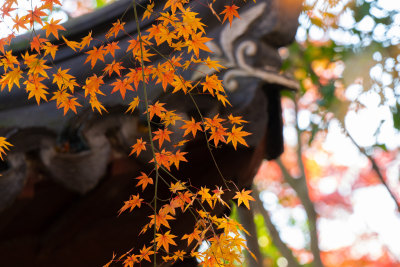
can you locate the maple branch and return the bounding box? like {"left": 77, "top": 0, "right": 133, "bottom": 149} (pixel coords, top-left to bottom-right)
{"left": 132, "top": 1, "right": 159, "bottom": 265}
{"left": 346, "top": 131, "right": 400, "bottom": 213}
{"left": 252, "top": 188, "right": 300, "bottom": 267}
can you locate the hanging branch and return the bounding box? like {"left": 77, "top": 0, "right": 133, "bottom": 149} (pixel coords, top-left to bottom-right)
{"left": 346, "top": 131, "right": 400, "bottom": 213}
{"left": 253, "top": 188, "right": 301, "bottom": 267}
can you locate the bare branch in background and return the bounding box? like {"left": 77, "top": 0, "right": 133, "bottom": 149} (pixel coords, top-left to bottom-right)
{"left": 237, "top": 204, "right": 263, "bottom": 267}
{"left": 273, "top": 95, "right": 324, "bottom": 267}
{"left": 346, "top": 131, "right": 400, "bottom": 213}
{"left": 253, "top": 188, "right": 300, "bottom": 267}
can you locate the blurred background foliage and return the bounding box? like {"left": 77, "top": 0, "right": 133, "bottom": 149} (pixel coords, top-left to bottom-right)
{"left": 250, "top": 0, "right": 400, "bottom": 266}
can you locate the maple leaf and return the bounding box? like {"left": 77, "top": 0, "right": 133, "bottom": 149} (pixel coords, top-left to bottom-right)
{"left": 24, "top": 6, "right": 47, "bottom": 26}
{"left": 110, "top": 78, "right": 134, "bottom": 99}
{"left": 126, "top": 96, "right": 140, "bottom": 114}
{"left": 60, "top": 96, "right": 81, "bottom": 115}
{"left": 129, "top": 138, "right": 147, "bottom": 157}
{"left": 106, "top": 19, "right": 125, "bottom": 39}
{"left": 208, "top": 126, "right": 227, "bottom": 147}
{"left": 30, "top": 35, "right": 48, "bottom": 53}
{"left": 173, "top": 250, "right": 186, "bottom": 262}
{"left": 233, "top": 189, "right": 255, "bottom": 209}
{"left": 150, "top": 149, "right": 172, "bottom": 170}
{"left": 89, "top": 94, "right": 107, "bottom": 114}
{"left": 123, "top": 254, "right": 139, "bottom": 267}
{"left": 220, "top": 5, "right": 240, "bottom": 27}
{"left": 85, "top": 46, "right": 106, "bottom": 68}
{"left": 182, "top": 228, "right": 202, "bottom": 247}
{"left": 169, "top": 181, "right": 186, "bottom": 193}
{"left": 12, "top": 14, "right": 28, "bottom": 32}
{"left": 152, "top": 128, "right": 173, "bottom": 148}
{"left": 43, "top": 42, "right": 58, "bottom": 59}
{"left": 160, "top": 110, "right": 182, "bottom": 126}
{"left": 104, "top": 60, "right": 125, "bottom": 77}
{"left": 40, "top": 0, "right": 62, "bottom": 11}
{"left": 62, "top": 36, "right": 80, "bottom": 51}
{"left": 52, "top": 68, "right": 74, "bottom": 90}
{"left": 1, "top": 3, "right": 16, "bottom": 18}
{"left": 228, "top": 114, "right": 248, "bottom": 125}
{"left": 1, "top": 51, "right": 19, "bottom": 71}
{"left": 147, "top": 101, "right": 167, "bottom": 120}
{"left": 80, "top": 31, "right": 93, "bottom": 49}
{"left": 24, "top": 74, "right": 48, "bottom": 105}
{"left": 164, "top": 0, "right": 187, "bottom": 13}
{"left": 181, "top": 117, "right": 202, "bottom": 138}
{"left": 1, "top": 66, "right": 22, "bottom": 91}
{"left": 226, "top": 125, "right": 251, "bottom": 149}
{"left": 135, "top": 172, "right": 153, "bottom": 191}
{"left": 149, "top": 211, "right": 175, "bottom": 230}
{"left": 154, "top": 231, "right": 177, "bottom": 252}
{"left": 0, "top": 137, "right": 12, "bottom": 160}
{"left": 203, "top": 56, "right": 225, "bottom": 71}
{"left": 119, "top": 194, "right": 143, "bottom": 214}
{"left": 83, "top": 74, "right": 104, "bottom": 96}
{"left": 171, "top": 75, "right": 192, "bottom": 94}
{"left": 186, "top": 32, "right": 212, "bottom": 58}
{"left": 204, "top": 114, "right": 224, "bottom": 131}
{"left": 42, "top": 18, "right": 65, "bottom": 39}
{"left": 198, "top": 186, "right": 213, "bottom": 208}
{"left": 170, "top": 150, "right": 188, "bottom": 169}
{"left": 139, "top": 245, "right": 154, "bottom": 262}
{"left": 104, "top": 41, "right": 120, "bottom": 57}
{"left": 142, "top": 3, "right": 154, "bottom": 21}
{"left": 201, "top": 74, "right": 224, "bottom": 96}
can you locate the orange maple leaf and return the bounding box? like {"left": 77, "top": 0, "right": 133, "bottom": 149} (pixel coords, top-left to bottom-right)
{"left": 152, "top": 128, "right": 173, "bottom": 148}
{"left": 187, "top": 32, "right": 212, "bottom": 58}
{"left": 220, "top": 5, "right": 240, "bottom": 27}
{"left": 139, "top": 245, "right": 154, "bottom": 262}
{"left": 129, "top": 138, "right": 147, "bottom": 157}
{"left": 80, "top": 31, "right": 93, "bottom": 49}
{"left": 42, "top": 18, "right": 65, "bottom": 39}
{"left": 126, "top": 96, "right": 140, "bottom": 114}
{"left": 135, "top": 172, "right": 153, "bottom": 191}
{"left": 181, "top": 117, "right": 202, "bottom": 138}
{"left": 62, "top": 36, "right": 80, "bottom": 51}
{"left": 149, "top": 211, "right": 175, "bottom": 231}
{"left": 0, "top": 137, "right": 12, "bottom": 161}
{"left": 147, "top": 101, "right": 167, "bottom": 120}
{"left": 154, "top": 231, "right": 177, "bottom": 252}
{"left": 106, "top": 19, "right": 125, "bottom": 39}
{"left": 227, "top": 125, "right": 251, "bottom": 149}
{"left": 233, "top": 189, "right": 255, "bottom": 209}
{"left": 85, "top": 45, "right": 106, "bottom": 68}
{"left": 208, "top": 126, "right": 227, "bottom": 147}
{"left": 110, "top": 78, "right": 134, "bottom": 99}
{"left": 119, "top": 194, "right": 143, "bottom": 214}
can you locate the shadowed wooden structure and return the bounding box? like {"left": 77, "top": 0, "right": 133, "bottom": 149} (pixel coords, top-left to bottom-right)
{"left": 0, "top": 0, "right": 302, "bottom": 266}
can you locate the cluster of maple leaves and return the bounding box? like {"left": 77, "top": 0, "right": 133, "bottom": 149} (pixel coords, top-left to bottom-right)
{"left": 0, "top": 0, "right": 255, "bottom": 265}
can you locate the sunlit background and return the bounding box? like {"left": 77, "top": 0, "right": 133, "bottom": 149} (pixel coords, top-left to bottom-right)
{"left": 1, "top": 0, "right": 400, "bottom": 266}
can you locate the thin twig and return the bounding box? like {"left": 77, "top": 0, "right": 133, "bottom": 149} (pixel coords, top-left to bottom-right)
{"left": 346, "top": 131, "right": 400, "bottom": 213}
{"left": 132, "top": 1, "right": 159, "bottom": 265}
